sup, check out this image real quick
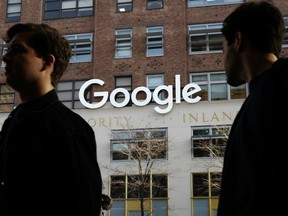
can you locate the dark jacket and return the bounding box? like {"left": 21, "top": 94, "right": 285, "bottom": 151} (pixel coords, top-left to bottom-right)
{"left": 0, "top": 90, "right": 102, "bottom": 216}
{"left": 217, "top": 58, "right": 288, "bottom": 216}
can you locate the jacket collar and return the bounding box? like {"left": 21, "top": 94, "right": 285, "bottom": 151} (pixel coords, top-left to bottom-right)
{"left": 11, "top": 89, "right": 59, "bottom": 115}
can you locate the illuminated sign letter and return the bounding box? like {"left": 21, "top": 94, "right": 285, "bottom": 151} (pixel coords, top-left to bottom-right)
{"left": 79, "top": 79, "right": 108, "bottom": 109}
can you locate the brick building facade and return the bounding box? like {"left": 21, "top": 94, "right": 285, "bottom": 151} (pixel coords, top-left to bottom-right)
{"left": 0, "top": 1, "right": 287, "bottom": 216}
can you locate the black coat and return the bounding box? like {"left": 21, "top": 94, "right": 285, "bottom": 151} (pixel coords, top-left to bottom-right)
{"left": 0, "top": 90, "right": 102, "bottom": 216}
{"left": 217, "top": 58, "right": 288, "bottom": 216}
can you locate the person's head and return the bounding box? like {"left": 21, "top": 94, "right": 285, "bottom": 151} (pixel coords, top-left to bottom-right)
{"left": 3, "top": 23, "right": 71, "bottom": 90}
{"left": 221, "top": 1, "right": 285, "bottom": 86}
{"left": 222, "top": 1, "right": 285, "bottom": 57}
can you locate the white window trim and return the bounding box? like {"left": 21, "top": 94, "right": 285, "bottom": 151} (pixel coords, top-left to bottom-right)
{"left": 191, "top": 125, "right": 231, "bottom": 158}
{"left": 188, "top": 23, "right": 223, "bottom": 54}
{"left": 188, "top": 0, "right": 243, "bottom": 8}
{"left": 115, "top": 29, "right": 133, "bottom": 58}
{"left": 64, "top": 33, "right": 93, "bottom": 63}
{"left": 189, "top": 72, "right": 248, "bottom": 101}
{"left": 146, "top": 26, "right": 164, "bottom": 57}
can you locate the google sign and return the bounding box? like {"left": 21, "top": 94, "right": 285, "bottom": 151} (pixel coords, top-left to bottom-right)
{"left": 79, "top": 75, "right": 201, "bottom": 114}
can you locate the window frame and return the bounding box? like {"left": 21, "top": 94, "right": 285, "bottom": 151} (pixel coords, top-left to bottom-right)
{"left": 115, "top": 29, "right": 133, "bottom": 58}
{"left": 44, "top": 0, "right": 93, "bottom": 20}
{"left": 146, "top": 74, "right": 164, "bottom": 101}
{"left": 64, "top": 33, "right": 93, "bottom": 63}
{"left": 115, "top": 76, "right": 132, "bottom": 105}
{"left": 110, "top": 174, "right": 168, "bottom": 216}
{"left": 146, "top": 26, "right": 164, "bottom": 57}
{"left": 189, "top": 72, "right": 248, "bottom": 102}
{"left": 1, "top": 43, "right": 7, "bottom": 67}
{"left": 188, "top": 23, "right": 223, "bottom": 54}
{"left": 192, "top": 172, "right": 221, "bottom": 216}
{"left": 116, "top": 0, "right": 133, "bottom": 13}
{"left": 283, "top": 17, "right": 288, "bottom": 48}
{"left": 56, "top": 80, "right": 91, "bottom": 109}
{"left": 191, "top": 125, "right": 230, "bottom": 158}
{"left": 147, "top": 0, "right": 163, "bottom": 10}
{"left": 111, "top": 128, "right": 168, "bottom": 161}
{"left": 188, "top": 0, "right": 243, "bottom": 7}
{"left": 0, "top": 84, "right": 15, "bottom": 113}
{"left": 110, "top": 174, "right": 168, "bottom": 198}
{"left": 6, "top": 0, "right": 21, "bottom": 22}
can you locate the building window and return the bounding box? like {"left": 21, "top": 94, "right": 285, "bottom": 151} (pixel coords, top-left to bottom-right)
{"left": 115, "top": 29, "right": 132, "bottom": 58}
{"left": 189, "top": 23, "right": 223, "bottom": 54}
{"left": 146, "top": 26, "right": 164, "bottom": 57}
{"left": 44, "top": 0, "right": 93, "bottom": 19}
{"left": 0, "top": 84, "right": 15, "bottom": 113}
{"left": 115, "top": 76, "right": 132, "bottom": 105}
{"left": 147, "top": 74, "right": 164, "bottom": 101}
{"left": 111, "top": 128, "right": 168, "bottom": 161}
{"left": 188, "top": 0, "right": 243, "bottom": 7}
{"left": 192, "top": 172, "right": 221, "bottom": 216}
{"left": 110, "top": 174, "right": 168, "bottom": 216}
{"left": 6, "top": 0, "right": 21, "bottom": 22}
{"left": 56, "top": 80, "right": 90, "bottom": 109}
{"left": 283, "top": 17, "right": 288, "bottom": 48}
{"left": 116, "top": 0, "right": 132, "bottom": 12}
{"left": 147, "top": 0, "right": 163, "bottom": 10}
{"left": 64, "top": 33, "right": 93, "bottom": 63}
{"left": 191, "top": 125, "right": 230, "bottom": 158}
{"left": 190, "top": 72, "right": 248, "bottom": 101}
{"left": 1, "top": 44, "right": 7, "bottom": 67}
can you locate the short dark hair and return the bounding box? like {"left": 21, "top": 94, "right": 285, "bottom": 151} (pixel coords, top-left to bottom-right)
{"left": 4, "top": 23, "right": 72, "bottom": 86}
{"left": 221, "top": 1, "right": 285, "bottom": 57}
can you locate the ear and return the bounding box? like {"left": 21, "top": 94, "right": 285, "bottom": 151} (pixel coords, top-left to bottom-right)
{"left": 233, "top": 31, "right": 244, "bottom": 52}
{"left": 41, "top": 54, "right": 55, "bottom": 72}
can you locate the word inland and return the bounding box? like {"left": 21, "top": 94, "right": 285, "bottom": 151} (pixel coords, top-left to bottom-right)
{"left": 79, "top": 75, "right": 201, "bottom": 114}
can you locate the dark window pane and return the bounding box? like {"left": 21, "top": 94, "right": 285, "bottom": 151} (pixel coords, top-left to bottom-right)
{"left": 111, "top": 176, "right": 126, "bottom": 198}
{"left": 193, "top": 140, "right": 210, "bottom": 157}
{"left": 45, "top": 2, "right": 60, "bottom": 11}
{"left": 78, "top": 8, "right": 93, "bottom": 16}
{"left": 193, "top": 174, "right": 209, "bottom": 197}
{"left": 152, "top": 175, "right": 167, "bottom": 198}
{"left": 128, "top": 175, "right": 149, "bottom": 198}
{"left": 117, "top": 3, "right": 132, "bottom": 12}
{"left": 211, "top": 173, "right": 221, "bottom": 196}
{"left": 5, "top": 16, "right": 20, "bottom": 22}
{"left": 113, "top": 151, "right": 129, "bottom": 160}
{"left": 62, "top": 10, "right": 77, "bottom": 18}
{"left": 44, "top": 11, "right": 61, "bottom": 19}
{"left": 147, "top": 0, "right": 163, "bottom": 9}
